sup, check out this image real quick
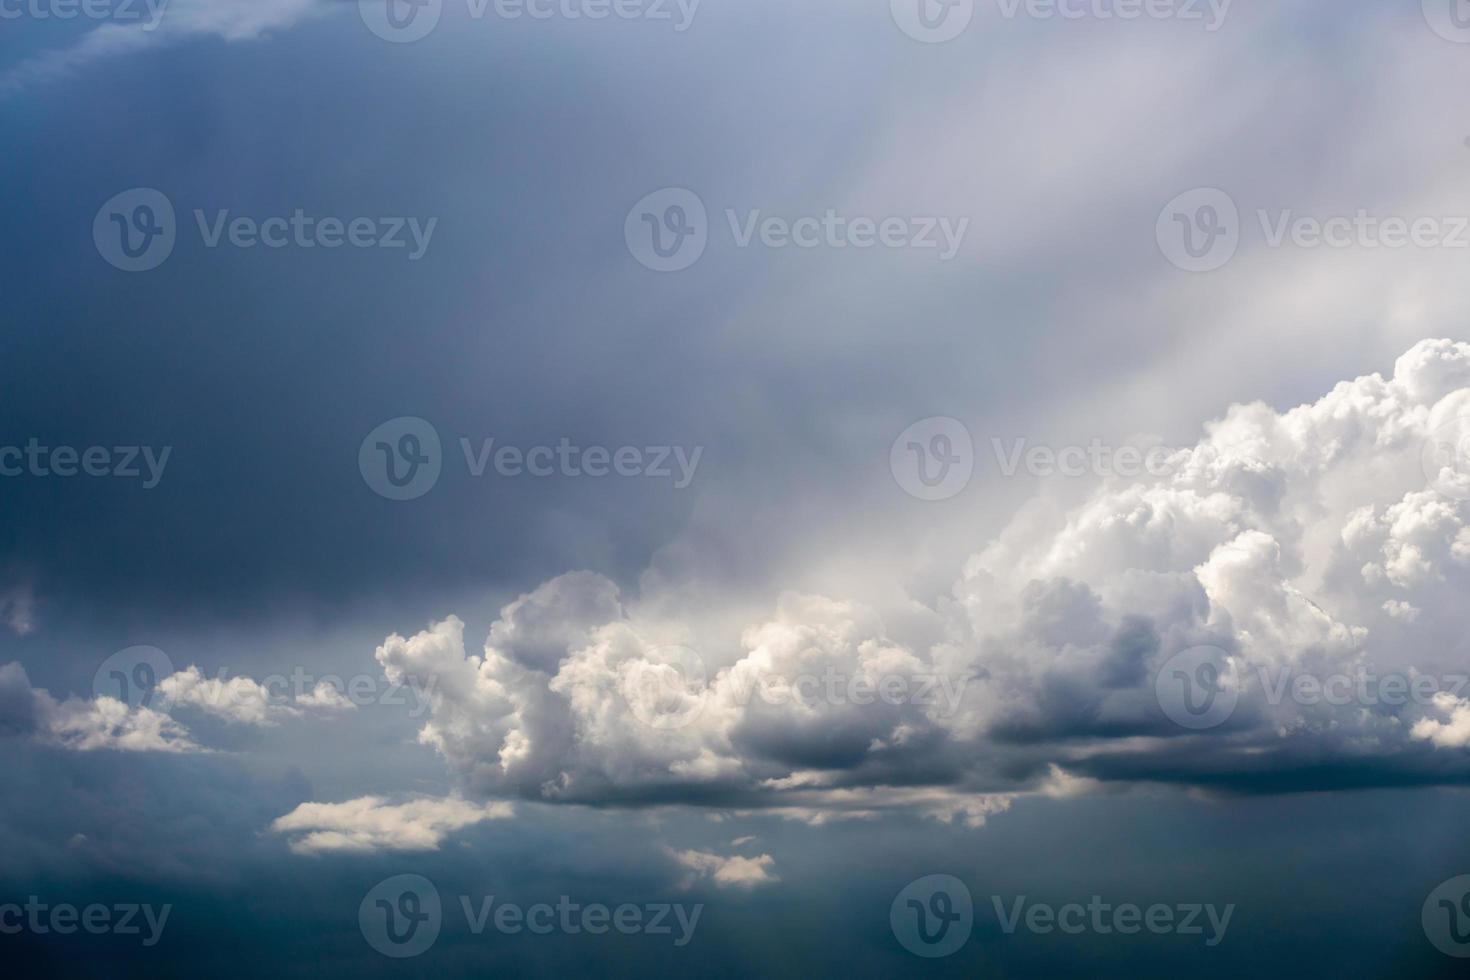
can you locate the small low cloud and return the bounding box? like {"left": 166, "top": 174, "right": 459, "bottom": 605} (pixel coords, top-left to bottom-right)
{"left": 0, "top": 662, "right": 200, "bottom": 752}
{"left": 670, "top": 848, "right": 779, "bottom": 890}
{"left": 1412, "top": 693, "right": 1470, "bottom": 749}
{"left": 270, "top": 796, "right": 515, "bottom": 855}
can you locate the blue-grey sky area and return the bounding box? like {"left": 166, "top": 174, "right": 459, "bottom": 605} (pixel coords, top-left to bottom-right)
{"left": 4, "top": 0, "right": 1470, "bottom": 975}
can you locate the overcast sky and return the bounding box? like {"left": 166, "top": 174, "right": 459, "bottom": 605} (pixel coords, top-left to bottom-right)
{"left": 4, "top": 0, "right": 1470, "bottom": 975}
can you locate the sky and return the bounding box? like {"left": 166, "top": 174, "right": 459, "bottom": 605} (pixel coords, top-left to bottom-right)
{"left": 4, "top": 0, "right": 1470, "bottom": 975}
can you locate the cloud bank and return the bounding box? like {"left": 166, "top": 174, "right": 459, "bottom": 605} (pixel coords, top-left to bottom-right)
{"left": 366, "top": 340, "right": 1470, "bottom": 820}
